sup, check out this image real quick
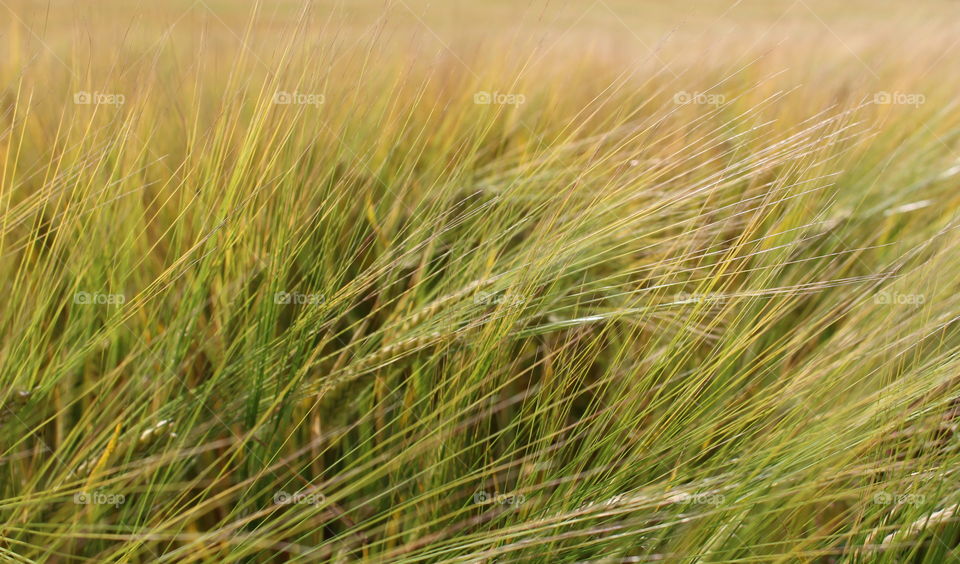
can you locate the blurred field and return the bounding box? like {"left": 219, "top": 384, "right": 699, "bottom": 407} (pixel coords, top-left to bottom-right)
{"left": 2, "top": 1, "right": 960, "bottom": 562}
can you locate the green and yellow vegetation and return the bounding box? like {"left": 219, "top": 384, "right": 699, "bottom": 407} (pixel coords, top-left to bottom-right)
{"left": 2, "top": 0, "right": 960, "bottom": 561}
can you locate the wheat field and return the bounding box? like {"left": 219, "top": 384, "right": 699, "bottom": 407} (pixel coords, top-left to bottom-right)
{"left": 1, "top": 0, "right": 960, "bottom": 562}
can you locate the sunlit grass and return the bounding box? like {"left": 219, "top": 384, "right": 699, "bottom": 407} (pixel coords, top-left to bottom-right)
{"left": 2, "top": 1, "right": 960, "bottom": 562}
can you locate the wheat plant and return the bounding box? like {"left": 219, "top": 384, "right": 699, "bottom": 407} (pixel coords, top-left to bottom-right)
{"left": 1, "top": 0, "right": 960, "bottom": 561}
